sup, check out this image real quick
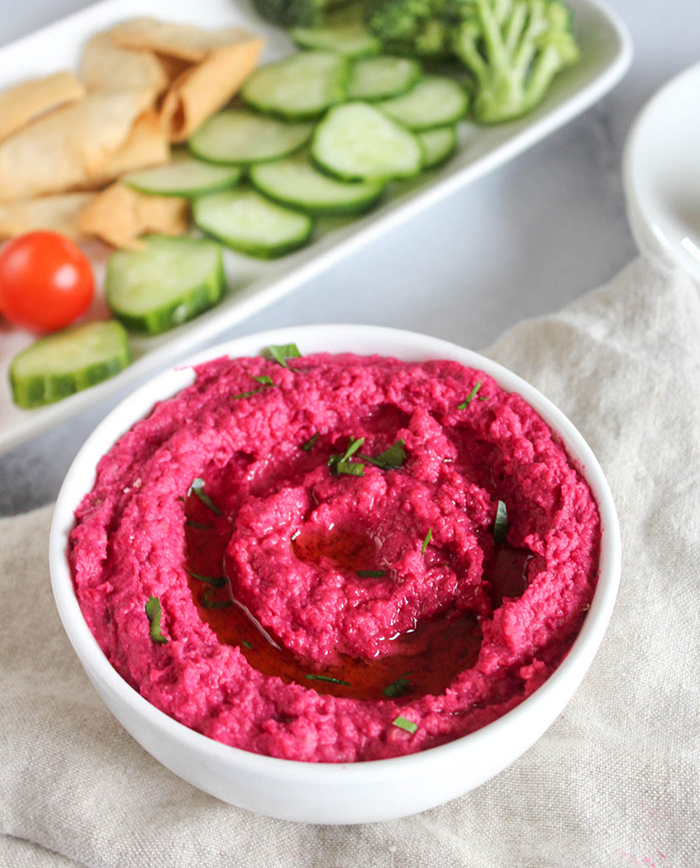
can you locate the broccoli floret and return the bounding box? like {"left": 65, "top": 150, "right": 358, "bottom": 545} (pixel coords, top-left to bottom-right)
{"left": 453, "top": 0, "right": 579, "bottom": 123}
{"left": 251, "top": 0, "right": 348, "bottom": 28}
{"left": 363, "top": 0, "right": 464, "bottom": 57}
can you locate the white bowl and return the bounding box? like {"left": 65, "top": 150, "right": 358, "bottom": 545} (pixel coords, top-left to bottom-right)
{"left": 623, "top": 59, "right": 700, "bottom": 281}
{"left": 49, "top": 325, "right": 621, "bottom": 825}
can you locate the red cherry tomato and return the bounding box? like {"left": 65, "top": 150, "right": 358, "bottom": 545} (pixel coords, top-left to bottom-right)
{"left": 0, "top": 231, "right": 94, "bottom": 333}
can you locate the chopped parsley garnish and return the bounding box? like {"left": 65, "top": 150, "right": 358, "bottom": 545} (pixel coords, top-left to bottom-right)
{"left": 200, "top": 590, "right": 232, "bottom": 609}
{"left": 493, "top": 500, "right": 508, "bottom": 544}
{"left": 189, "top": 478, "right": 222, "bottom": 516}
{"left": 392, "top": 715, "right": 418, "bottom": 734}
{"left": 232, "top": 388, "right": 264, "bottom": 400}
{"left": 329, "top": 436, "right": 365, "bottom": 476}
{"left": 145, "top": 595, "right": 167, "bottom": 645}
{"left": 357, "top": 570, "right": 387, "bottom": 578}
{"left": 421, "top": 528, "right": 433, "bottom": 555}
{"left": 382, "top": 672, "right": 412, "bottom": 698}
{"left": 178, "top": 496, "right": 185, "bottom": 502}
{"left": 301, "top": 432, "right": 320, "bottom": 452}
{"left": 458, "top": 379, "right": 482, "bottom": 410}
{"left": 305, "top": 674, "right": 351, "bottom": 686}
{"left": 241, "top": 640, "right": 253, "bottom": 650}
{"left": 265, "top": 343, "right": 302, "bottom": 369}
{"left": 360, "top": 438, "right": 406, "bottom": 471}
{"left": 185, "top": 519, "right": 211, "bottom": 530}
{"left": 185, "top": 568, "right": 227, "bottom": 588}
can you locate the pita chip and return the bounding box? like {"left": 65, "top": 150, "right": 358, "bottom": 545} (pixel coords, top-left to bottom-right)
{"left": 0, "top": 71, "right": 85, "bottom": 143}
{"left": 84, "top": 110, "right": 169, "bottom": 188}
{"left": 78, "top": 183, "right": 188, "bottom": 249}
{"left": 0, "top": 192, "right": 95, "bottom": 241}
{"left": 161, "top": 37, "right": 263, "bottom": 141}
{"left": 81, "top": 30, "right": 170, "bottom": 94}
{"left": 110, "top": 17, "right": 255, "bottom": 62}
{"left": 0, "top": 88, "right": 154, "bottom": 203}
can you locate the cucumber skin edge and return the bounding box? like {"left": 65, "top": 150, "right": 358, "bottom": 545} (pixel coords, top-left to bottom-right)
{"left": 248, "top": 170, "right": 385, "bottom": 217}
{"left": 187, "top": 134, "right": 311, "bottom": 168}
{"left": 123, "top": 172, "right": 242, "bottom": 199}
{"left": 9, "top": 326, "right": 131, "bottom": 410}
{"left": 106, "top": 249, "right": 226, "bottom": 336}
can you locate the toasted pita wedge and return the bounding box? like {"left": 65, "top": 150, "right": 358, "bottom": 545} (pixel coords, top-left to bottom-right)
{"left": 0, "top": 88, "right": 154, "bottom": 203}
{"left": 85, "top": 110, "right": 169, "bottom": 188}
{"left": 0, "top": 192, "right": 95, "bottom": 241}
{"left": 110, "top": 17, "right": 254, "bottom": 62}
{"left": 162, "top": 38, "right": 263, "bottom": 141}
{"left": 0, "top": 72, "right": 85, "bottom": 143}
{"left": 78, "top": 183, "right": 188, "bottom": 248}
{"left": 81, "top": 30, "right": 170, "bottom": 94}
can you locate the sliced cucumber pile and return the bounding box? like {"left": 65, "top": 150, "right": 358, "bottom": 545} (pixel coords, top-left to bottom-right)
{"left": 291, "top": 4, "right": 381, "bottom": 58}
{"left": 419, "top": 126, "right": 458, "bottom": 169}
{"left": 250, "top": 154, "right": 384, "bottom": 216}
{"left": 347, "top": 56, "right": 421, "bottom": 101}
{"left": 194, "top": 188, "right": 313, "bottom": 259}
{"left": 189, "top": 110, "right": 313, "bottom": 165}
{"left": 312, "top": 102, "right": 423, "bottom": 181}
{"left": 106, "top": 235, "right": 225, "bottom": 335}
{"left": 242, "top": 51, "right": 349, "bottom": 121}
{"left": 123, "top": 153, "right": 242, "bottom": 197}
{"left": 10, "top": 320, "right": 131, "bottom": 409}
{"left": 377, "top": 76, "right": 469, "bottom": 131}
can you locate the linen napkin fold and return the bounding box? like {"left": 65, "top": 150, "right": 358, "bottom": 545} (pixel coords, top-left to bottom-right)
{"left": 1, "top": 256, "right": 699, "bottom": 868}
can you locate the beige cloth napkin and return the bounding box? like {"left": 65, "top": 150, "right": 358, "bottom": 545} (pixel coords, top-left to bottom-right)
{"left": 1, "top": 256, "right": 699, "bottom": 867}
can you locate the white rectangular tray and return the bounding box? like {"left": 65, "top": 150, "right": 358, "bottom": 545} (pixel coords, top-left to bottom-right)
{"left": 0, "top": 0, "right": 632, "bottom": 455}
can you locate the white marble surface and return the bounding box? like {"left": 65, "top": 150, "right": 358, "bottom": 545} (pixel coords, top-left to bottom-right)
{"left": 1, "top": 0, "right": 699, "bottom": 516}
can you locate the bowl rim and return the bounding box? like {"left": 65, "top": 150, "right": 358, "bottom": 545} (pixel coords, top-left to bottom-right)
{"left": 49, "top": 323, "right": 621, "bottom": 781}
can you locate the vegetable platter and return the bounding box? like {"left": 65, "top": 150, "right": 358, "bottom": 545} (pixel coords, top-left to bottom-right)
{"left": 0, "top": 0, "right": 631, "bottom": 455}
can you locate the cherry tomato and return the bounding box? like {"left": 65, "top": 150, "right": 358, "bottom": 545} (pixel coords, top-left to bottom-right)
{"left": 0, "top": 231, "right": 95, "bottom": 333}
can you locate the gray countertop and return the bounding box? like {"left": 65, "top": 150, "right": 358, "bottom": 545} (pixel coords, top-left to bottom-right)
{"left": 1, "top": 0, "right": 699, "bottom": 516}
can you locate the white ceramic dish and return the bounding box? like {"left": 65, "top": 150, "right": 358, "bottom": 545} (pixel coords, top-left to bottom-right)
{"left": 50, "top": 324, "right": 621, "bottom": 824}
{"left": 0, "top": 0, "right": 632, "bottom": 456}
{"left": 624, "top": 60, "right": 700, "bottom": 282}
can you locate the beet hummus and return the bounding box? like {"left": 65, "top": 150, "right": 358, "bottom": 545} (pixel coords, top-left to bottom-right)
{"left": 69, "top": 348, "right": 600, "bottom": 763}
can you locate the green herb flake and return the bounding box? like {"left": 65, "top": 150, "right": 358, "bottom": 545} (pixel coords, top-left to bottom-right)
{"left": 392, "top": 715, "right": 418, "bottom": 735}
{"left": 178, "top": 496, "right": 185, "bottom": 503}
{"left": 232, "top": 388, "right": 264, "bottom": 400}
{"left": 382, "top": 672, "right": 412, "bottom": 698}
{"left": 189, "top": 478, "right": 222, "bottom": 516}
{"left": 301, "top": 433, "right": 319, "bottom": 452}
{"left": 458, "top": 379, "right": 482, "bottom": 410}
{"left": 185, "top": 568, "right": 227, "bottom": 588}
{"left": 145, "top": 595, "right": 168, "bottom": 645}
{"left": 250, "top": 374, "right": 275, "bottom": 386}
{"left": 357, "top": 570, "right": 387, "bottom": 578}
{"left": 185, "top": 519, "right": 212, "bottom": 530}
{"left": 265, "top": 343, "right": 302, "bottom": 369}
{"left": 329, "top": 436, "right": 365, "bottom": 476}
{"left": 305, "top": 674, "right": 351, "bottom": 686}
{"left": 337, "top": 461, "right": 365, "bottom": 477}
{"left": 200, "top": 590, "right": 232, "bottom": 610}
{"left": 421, "top": 528, "right": 433, "bottom": 555}
{"left": 361, "top": 438, "right": 406, "bottom": 471}
{"left": 241, "top": 640, "right": 253, "bottom": 650}
{"left": 493, "top": 500, "right": 508, "bottom": 544}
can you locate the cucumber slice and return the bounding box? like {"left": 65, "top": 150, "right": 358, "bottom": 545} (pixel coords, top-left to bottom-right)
{"left": 189, "top": 110, "right": 313, "bottom": 166}
{"left": 123, "top": 154, "right": 242, "bottom": 197}
{"left": 347, "top": 56, "right": 421, "bottom": 101}
{"left": 377, "top": 76, "right": 469, "bottom": 131}
{"left": 10, "top": 320, "right": 130, "bottom": 409}
{"left": 312, "top": 102, "right": 423, "bottom": 181}
{"left": 106, "top": 235, "right": 225, "bottom": 335}
{"left": 242, "top": 52, "right": 349, "bottom": 121}
{"left": 250, "top": 155, "right": 384, "bottom": 216}
{"left": 419, "top": 126, "right": 458, "bottom": 169}
{"left": 193, "top": 188, "right": 313, "bottom": 259}
{"left": 292, "top": 4, "right": 381, "bottom": 58}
